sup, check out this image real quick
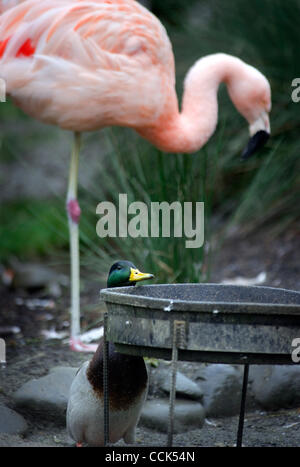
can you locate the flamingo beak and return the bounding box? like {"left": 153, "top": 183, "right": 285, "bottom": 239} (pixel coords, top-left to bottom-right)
{"left": 242, "top": 111, "right": 270, "bottom": 160}
{"left": 129, "top": 268, "right": 154, "bottom": 283}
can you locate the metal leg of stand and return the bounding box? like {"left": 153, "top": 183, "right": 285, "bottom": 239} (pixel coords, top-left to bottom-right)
{"left": 103, "top": 312, "right": 110, "bottom": 446}
{"left": 167, "top": 321, "right": 186, "bottom": 447}
{"left": 236, "top": 363, "right": 249, "bottom": 447}
{"left": 167, "top": 325, "right": 178, "bottom": 447}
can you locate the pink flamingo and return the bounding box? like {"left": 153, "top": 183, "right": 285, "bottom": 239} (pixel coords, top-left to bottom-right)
{"left": 0, "top": 0, "right": 271, "bottom": 352}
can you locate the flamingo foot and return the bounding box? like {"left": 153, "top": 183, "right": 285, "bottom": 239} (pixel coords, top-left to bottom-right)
{"left": 76, "top": 442, "right": 83, "bottom": 448}
{"left": 70, "top": 337, "right": 98, "bottom": 353}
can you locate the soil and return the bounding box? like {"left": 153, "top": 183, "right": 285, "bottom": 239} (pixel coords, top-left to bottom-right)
{"left": 0, "top": 222, "right": 300, "bottom": 448}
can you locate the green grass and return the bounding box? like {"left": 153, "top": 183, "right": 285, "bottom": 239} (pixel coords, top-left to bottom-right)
{"left": 77, "top": 127, "right": 223, "bottom": 284}
{"left": 150, "top": 0, "right": 199, "bottom": 28}
{"left": 0, "top": 199, "right": 68, "bottom": 261}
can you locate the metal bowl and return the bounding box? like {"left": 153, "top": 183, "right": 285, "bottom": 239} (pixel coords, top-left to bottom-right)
{"left": 100, "top": 284, "right": 300, "bottom": 364}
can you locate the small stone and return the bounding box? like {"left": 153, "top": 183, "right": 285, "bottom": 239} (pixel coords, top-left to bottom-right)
{"left": 150, "top": 364, "right": 203, "bottom": 401}
{"left": 4, "top": 261, "right": 67, "bottom": 291}
{"left": 250, "top": 365, "right": 300, "bottom": 410}
{"left": 0, "top": 405, "right": 28, "bottom": 435}
{"left": 13, "top": 366, "right": 78, "bottom": 424}
{"left": 199, "top": 364, "right": 243, "bottom": 417}
{"left": 140, "top": 398, "right": 205, "bottom": 433}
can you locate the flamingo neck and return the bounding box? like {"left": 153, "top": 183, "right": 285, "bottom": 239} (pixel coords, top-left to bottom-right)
{"left": 138, "top": 54, "right": 244, "bottom": 154}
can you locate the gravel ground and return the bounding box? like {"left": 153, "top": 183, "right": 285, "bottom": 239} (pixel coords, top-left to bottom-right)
{"left": 1, "top": 337, "right": 300, "bottom": 447}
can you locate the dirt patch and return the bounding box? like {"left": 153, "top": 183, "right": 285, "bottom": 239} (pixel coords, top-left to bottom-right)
{"left": 210, "top": 220, "right": 300, "bottom": 291}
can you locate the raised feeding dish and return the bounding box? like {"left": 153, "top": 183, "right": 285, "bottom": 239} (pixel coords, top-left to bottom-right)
{"left": 101, "top": 283, "right": 300, "bottom": 365}
{"left": 101, "top": 283, "right": 300, "bottom": 446}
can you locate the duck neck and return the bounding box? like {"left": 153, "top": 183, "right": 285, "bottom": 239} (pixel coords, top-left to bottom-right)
{"left": 87, "top": 339, "right": 147, "bottom": 409}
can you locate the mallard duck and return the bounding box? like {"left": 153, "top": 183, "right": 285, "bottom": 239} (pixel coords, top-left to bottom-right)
{"left": 66, "top": 261, "right": 153, "bottom": 446}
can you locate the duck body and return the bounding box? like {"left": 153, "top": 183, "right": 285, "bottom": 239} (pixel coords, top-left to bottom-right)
{"left": 66, "top": 261, "right": 153, "bottom": 446}
{"left": 67, "top": 340, "right": 148, "bottom": 446}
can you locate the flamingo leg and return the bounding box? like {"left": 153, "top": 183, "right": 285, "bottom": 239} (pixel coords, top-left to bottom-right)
{"left": 67, "top": 132, "right": 97, "bottom": 353}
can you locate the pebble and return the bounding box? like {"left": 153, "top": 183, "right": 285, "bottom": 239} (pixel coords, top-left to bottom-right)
{"left": 0, "top": 405, "right": 28, "bottom": 435}
{"left": 249, "top": 365, "right": 300, "bottom": 410}
{"left": 151, "top": 364, "right": 203, "bottom": 400}
{"left": 197, "top": 364, "right": 244, "bottom": 417}
{"left": 140, "top": 398, "right": 205, "bottom": 433}
{"left": 12, "top": 366, "right": 78, "bottom": 424}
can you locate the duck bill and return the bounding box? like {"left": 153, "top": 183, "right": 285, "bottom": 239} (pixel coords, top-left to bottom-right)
{"left": 242, "top": 112, "right": 270, "bottom": 160}
{"left": 129, "top": 268, "right": 154, "bottom": 283}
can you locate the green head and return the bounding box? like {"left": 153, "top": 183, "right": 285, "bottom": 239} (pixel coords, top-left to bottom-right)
{"left": 107, "top": 260, "right": 154, "bottom": 288}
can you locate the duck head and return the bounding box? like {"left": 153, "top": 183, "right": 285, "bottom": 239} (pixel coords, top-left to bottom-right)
{"left": 107, "top": 260, "right": 154, "bottom": 288}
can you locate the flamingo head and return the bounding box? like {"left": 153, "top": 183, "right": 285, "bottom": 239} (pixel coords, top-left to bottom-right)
{"left": 227, "top": 65, "right": 271, "bottom": 160}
